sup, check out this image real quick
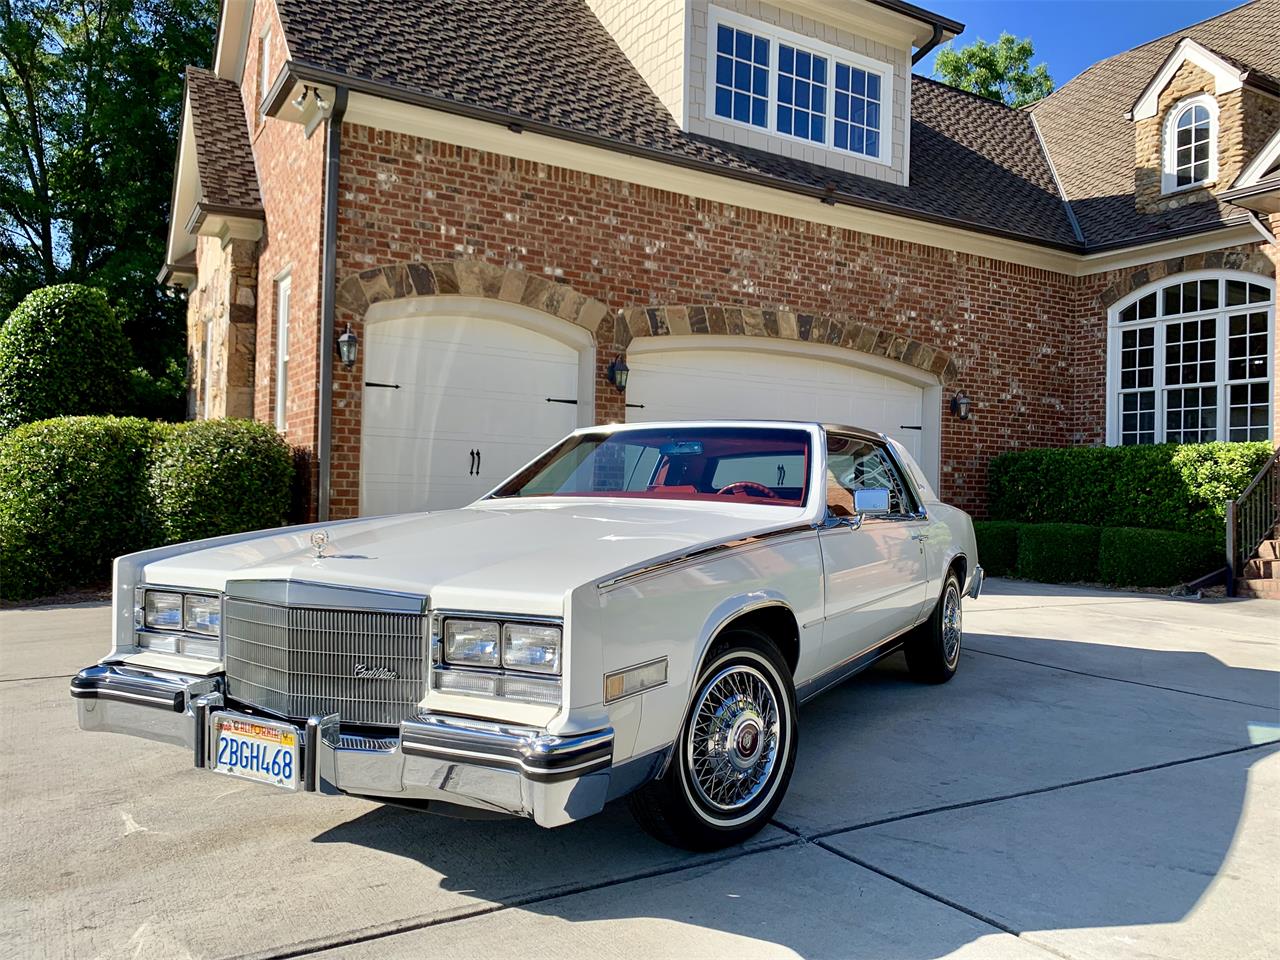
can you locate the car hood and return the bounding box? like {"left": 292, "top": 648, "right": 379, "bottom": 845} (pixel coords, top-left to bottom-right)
{"left": 139, "top": 500, "right": 805, "bottom": 616}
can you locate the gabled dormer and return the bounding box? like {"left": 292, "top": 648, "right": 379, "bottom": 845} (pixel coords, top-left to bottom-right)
{"left": 1129, "top": 36, "right": 1280, "bottom": 213}
{"left": 586, "top": 0, "right": 961, "bottom": 188}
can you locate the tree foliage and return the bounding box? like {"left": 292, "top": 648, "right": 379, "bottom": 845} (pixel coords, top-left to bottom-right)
{"left": 0, "top": 0, "right": 217, "bottom": 403}
{"left": 932, "top": 33, "right": 1054, "bottom": 107}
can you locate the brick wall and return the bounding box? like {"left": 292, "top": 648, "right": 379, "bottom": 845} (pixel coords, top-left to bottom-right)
{"left": 241, "top": 0, "right": 326, "bottom": 512}
{"left": 330, "top": 124, "right": 1086, "bottom": 517}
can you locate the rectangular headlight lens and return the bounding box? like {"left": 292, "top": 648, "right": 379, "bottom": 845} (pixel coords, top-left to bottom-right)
{"left": 443, "top": 620, "right": 500, "bottom": 667}
{"left": 183, "top": 595, "right": 221, "bottom": 636}
{"left": 435, "top": 670, "right": 501, "bottom": 697}
{"left": 502, "top": 623, "right": 561, "bottom": 674}
{"left": 144, "top": 591, "right": 183, "bottom": 630}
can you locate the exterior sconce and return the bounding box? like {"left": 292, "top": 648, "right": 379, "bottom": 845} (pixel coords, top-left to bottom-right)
{"left": 336, "top": 324, "right": 359, "bottom": 369}
{"left": 607, "top": 355, "right": 629, "bottom": 392}
{"left": 950, "top": 392, "right": 972, "bottom": 420}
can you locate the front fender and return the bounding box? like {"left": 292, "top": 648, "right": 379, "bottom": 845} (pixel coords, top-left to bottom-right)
{"left": 687, "top": 590, "right": 797, "bottom": 689}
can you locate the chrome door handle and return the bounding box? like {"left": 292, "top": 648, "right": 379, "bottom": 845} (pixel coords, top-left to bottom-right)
{"left": 910, "top": 533, "right": 929, "bottom": 542}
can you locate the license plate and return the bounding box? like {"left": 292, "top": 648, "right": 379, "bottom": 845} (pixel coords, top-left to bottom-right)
{"left": 210, "top": 714, "right": 300, "bottom": 790}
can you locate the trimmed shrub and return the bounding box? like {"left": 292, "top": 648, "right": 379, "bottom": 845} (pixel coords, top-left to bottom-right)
{"left": 0, "top": 417, "right": 163, "bottom": 600}
{"left": 1016, "top": 522, "right": 1100, "bottom": 584}
{"left": 1099, "top": 527, "right": 1224, "bottom": 588}
{"left": 150, "top": 419, "right": 293, "bottom": 544}
{"left": 0, "top": 285, "right": 133, "bottom": 433}
{"left": 988, "top": 442, "right": 1272, "bottom": 536}
{"left": 974, "top": 520, "right": 1019, "bottom": 577}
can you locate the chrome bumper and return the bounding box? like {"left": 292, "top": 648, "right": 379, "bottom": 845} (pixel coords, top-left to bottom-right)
{"left": 71, "top": 664, "right": 614, "bottom": 828}
{"left": 968, "top": 565, "right": 985, "bottom": 599}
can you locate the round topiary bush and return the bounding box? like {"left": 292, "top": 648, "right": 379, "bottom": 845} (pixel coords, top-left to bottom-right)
{"left": 150, "top": 419, "right": 294, "bottom": 544}
{"left": 0, "top": 285, "right": 134, "bottom": 433}
{"left": 0, "top": 416, "right": 163, "bottom": 600}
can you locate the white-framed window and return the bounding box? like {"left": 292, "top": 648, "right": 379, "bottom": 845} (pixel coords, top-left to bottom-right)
{"left": 274, "top": 273, "right": 291, "bottom": 432}
{"left": 707, "top": 5, "right": 892, "bottom": 164}
{"left": 1162, "top": 94, "right": 1217, "bottom": 193}
{"left": 1107, "top": 271, "right": 1274, "bottom": 445}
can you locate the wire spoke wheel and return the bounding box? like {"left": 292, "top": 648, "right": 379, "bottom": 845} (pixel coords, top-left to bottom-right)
{"left": 685, "top": 664, "right": 781, "bottom": 814}
{"left": 941, "top": 581, "right": 962, "bottom": 667}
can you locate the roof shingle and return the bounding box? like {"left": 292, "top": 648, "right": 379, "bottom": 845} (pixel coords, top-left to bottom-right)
{"left": 186, "top": 66, "right": 262, "bottom": 214}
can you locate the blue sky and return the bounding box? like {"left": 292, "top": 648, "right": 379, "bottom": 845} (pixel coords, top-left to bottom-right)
{"left": 914, "top": 1, "right": 1244, "bottom": 88}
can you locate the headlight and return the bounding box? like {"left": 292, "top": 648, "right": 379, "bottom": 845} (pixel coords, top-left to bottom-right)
{"left": 502, "top": 623, "right": 561, "bottom": 674}
{"left": 183, "top": 595, "right": 221, "bottom": 636}
{"left": 144, "top": 591, "right": 183, "bottom": 630}
{"left": 443, "top": 620, "right": 500, "bottom": 667}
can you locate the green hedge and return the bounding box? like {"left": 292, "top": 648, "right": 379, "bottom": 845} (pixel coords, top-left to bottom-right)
{"left": 0, "top": 417, "right": 163, "bottom": 599}
{"left": 988, "top": 442, "right": 1273, "bottom": 537}
{"left": 1015, "top": 523, "right": 1100, "bottom": 584}
{"left": 974, "top": 520, "right": 1019, "bottom": 577}
{"left": 1, "top": 416, "right": 294, "bottom": 601}
{"left": 151, "top": 420, "right": 294, "bottom": 544}
{"left": 0, "top": 285, "right": 133, "bottom": 434}
{"left": 1099, "top": 527, "right": 1223, "bottom": 588}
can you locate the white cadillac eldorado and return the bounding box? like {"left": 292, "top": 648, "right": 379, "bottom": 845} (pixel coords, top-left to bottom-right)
{"left": 71, "top": 421, "right": 981, "bottom": 850}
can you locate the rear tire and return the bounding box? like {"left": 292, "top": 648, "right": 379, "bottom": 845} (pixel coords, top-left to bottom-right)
{"left": 629, "top": 630, "right": 797, "bottom": 851}
{"left": 904, "top": 570, "right": 963, "bottom": 684}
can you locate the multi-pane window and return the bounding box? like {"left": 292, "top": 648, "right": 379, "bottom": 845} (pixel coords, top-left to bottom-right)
{"left": 777, "top": 45, "right": 827, "bottom": 143}
{"left": 708, "top": 11, "right": 890, "bottom": 161}
{"left": 1111, "top": 275, "right": 1273, "bottom": 445}
{"left": 1173, "top": 104, "right": 1211, "bottom": 187}
{"left": 833, "top": 63, "right": 881, "bottom": 157}
{"left": 714, "top": 24, "right": 769, "bottom": 128}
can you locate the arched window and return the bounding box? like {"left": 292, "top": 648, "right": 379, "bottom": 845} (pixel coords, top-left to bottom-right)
{"left": 1108, "top": 272, "right": 1274, "bottom": 445}
{"left": 1163, "top": 96, "right": 1217, "bottom": 193}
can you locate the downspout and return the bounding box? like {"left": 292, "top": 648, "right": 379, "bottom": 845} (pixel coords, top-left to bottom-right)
{"left": 911, "top": 24, "right": 945, "bottom": 66}
{"left": 316, "top": 86, "right": 349, "bottom": 522}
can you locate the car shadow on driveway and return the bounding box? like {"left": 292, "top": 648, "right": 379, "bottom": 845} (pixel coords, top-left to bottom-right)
{"left": 309, "top": 638, "right": 1279, "bottom": 959}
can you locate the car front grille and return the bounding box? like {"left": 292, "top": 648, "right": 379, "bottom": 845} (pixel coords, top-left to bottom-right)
{"left": 223, "top": 595, "right": 427, "bottom": 727}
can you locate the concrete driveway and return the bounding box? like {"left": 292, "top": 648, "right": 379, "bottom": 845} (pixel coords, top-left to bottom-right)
{"left": 1, "top": 579, "right": 1277, "bottom": 960}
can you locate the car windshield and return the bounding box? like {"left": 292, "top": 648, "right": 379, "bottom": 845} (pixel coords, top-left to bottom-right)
{"left": 490, "top": 427, "right": 812, "bottom": 506}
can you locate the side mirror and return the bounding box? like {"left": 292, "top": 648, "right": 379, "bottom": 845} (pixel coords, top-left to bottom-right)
{"left": 854, "top": 487, "right": 891, "bottom": 517}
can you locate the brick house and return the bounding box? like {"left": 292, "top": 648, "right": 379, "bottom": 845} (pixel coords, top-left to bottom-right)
{"left": 162, "top": 0, "right": 1280, "bottom": 521}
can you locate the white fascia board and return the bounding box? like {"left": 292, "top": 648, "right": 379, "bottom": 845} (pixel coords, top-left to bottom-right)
{"left": 1130, "top": 38, "right": 1244, "bottom": 121}
{"left": 1234, "top": 126, "right": 1280, "bottom": 189}
{"left": 343, "top": 92, "right": 1260, "bottom": 278}
{"left": 213, "top": 0, "right": 256, "bottom": 83}
{"left": 164, "top": 97, "right": 200, "bottom": 269}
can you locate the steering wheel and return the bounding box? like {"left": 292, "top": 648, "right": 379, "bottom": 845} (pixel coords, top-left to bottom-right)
{"left": 716, "top": 481, "right": 780, "bottom": 500}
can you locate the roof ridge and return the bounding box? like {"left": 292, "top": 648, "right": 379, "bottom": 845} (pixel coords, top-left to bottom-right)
{"left": 1034, "top": 0, "right": 1265, "bottom": 105}
{"left": 912, "top": 74, "right": 1032, "bottom": 114}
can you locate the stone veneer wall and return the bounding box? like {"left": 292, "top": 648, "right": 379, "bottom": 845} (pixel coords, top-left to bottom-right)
{"left": 327, "top": 124, "right": 1087, "bottom": 519}
{"left": 186, "top": 234, "right": 257, "bottom": 419}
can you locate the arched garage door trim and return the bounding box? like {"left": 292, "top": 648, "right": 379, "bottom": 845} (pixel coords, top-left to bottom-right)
{"left": 364, "top": 295, "right": 598, "bottom": 426}
{"left": 626, "top": 334, "right": 944, "bottom": 488}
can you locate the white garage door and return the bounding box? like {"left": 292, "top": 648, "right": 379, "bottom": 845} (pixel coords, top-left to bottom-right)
{"left": 626, "top": 347, "right": 928, "bottom": 464}
{"left": 361, "top": 314, "right": 580, "bottom": 514}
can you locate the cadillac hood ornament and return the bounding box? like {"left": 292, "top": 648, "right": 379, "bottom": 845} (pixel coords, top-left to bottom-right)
{"left": 310, "top": 529, "right": 330, "bottom": 559}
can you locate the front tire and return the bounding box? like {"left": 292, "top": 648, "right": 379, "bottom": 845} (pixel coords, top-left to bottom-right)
{"left": 629, "top": 631, "right": 797, "bottom": 851}
{"left": 904, "top": 570, "right": 963, "bottom": 684}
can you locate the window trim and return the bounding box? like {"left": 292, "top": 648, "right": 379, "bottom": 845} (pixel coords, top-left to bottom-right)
{"left": 274, "top": 271, "right": 292, "bottom": 433}
{"left": 705, "top": 4, "right": 893, "bottom": 166}
{"left": 1161, "top": 94, "right": 1218, "bottom": 195}
{"left": 1105, "top": 269, "right": 1274, "bottom": 446}
{"left": 257, "top": 26, "right": 272, "bottom": 118}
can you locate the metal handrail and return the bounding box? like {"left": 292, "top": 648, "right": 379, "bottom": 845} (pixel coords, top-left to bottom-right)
{"left": 1226, "top": 448, "right": 1280, "bottom": 592}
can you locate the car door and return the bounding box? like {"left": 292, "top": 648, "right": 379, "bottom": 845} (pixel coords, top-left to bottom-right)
{"left": 817, "top": 432, "right": 929, "bottom": 664}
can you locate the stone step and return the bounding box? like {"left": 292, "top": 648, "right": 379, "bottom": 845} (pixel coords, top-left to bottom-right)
{"left": 1243, "top": 557, "right": 1280, "bottom": 579}
{"left": 1236, "top": 578, "right": 1280, "bottom": 600}
{"left": 1257, "top": 540, "right": 1280, "bottom": 561}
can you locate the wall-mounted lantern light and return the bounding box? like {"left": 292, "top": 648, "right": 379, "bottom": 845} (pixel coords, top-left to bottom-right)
{"left": 607, "top": 355, "right": 629, "bottom": 392}
{"left": 337, "top": 324, "right": 359, "bottom": 369}
{"left": 950, "top": 392, "right": 972, "bottom": 420}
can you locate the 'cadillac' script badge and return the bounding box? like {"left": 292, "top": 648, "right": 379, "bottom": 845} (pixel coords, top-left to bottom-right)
{"left": 310, "top": 529, "right": 330, "bottom": 559}
{"left": 354, "top": 664, "right": 398, "bottom": 680}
